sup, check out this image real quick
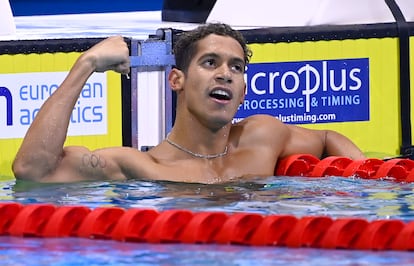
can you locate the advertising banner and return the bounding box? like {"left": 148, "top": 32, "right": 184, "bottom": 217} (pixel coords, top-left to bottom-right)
{"left": 235, "top": 58, "right": 370, "bottom": 124}
{"left": 246, "top": 38, "right": 401, "bottom": 158}
{"left": 0, "top": 71, "right": 107, "bottom": 138}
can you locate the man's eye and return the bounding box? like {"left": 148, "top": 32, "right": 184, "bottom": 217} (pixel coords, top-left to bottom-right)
{"left": 203, "top": 59, "right": 215, "bottom": 67}
{"left": 232, "top": 64, "right": 243, "bottom": 73}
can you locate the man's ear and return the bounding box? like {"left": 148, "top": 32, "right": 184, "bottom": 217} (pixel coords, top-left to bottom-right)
{"left": 240, "top": 83, "right": 246, "bottom": 104}
{"left": 168, "top": 68, "right": 184, "bottom": 92}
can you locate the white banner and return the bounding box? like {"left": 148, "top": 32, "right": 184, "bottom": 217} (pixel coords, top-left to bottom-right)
{"left": 0, "top": 72, "right": 107, "bottom": 139}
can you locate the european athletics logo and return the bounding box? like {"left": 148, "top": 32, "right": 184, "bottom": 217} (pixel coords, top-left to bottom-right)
{"left": 0, "top": 72, "right": 107, "bottom": 139}
{"left": 0, "top": 86, "right": 12, "bottom": 126}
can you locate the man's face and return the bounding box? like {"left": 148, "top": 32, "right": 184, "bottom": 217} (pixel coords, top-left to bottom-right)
{"left": 180, "top": 34, "right": 246, "bottom": 129}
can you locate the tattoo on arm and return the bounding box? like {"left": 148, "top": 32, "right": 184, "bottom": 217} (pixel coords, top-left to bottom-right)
{"left": 82, "top": 153, "right": 107, "bottom": 169}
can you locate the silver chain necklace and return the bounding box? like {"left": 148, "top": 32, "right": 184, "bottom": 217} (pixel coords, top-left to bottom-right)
{"left": 165, "top": 135, "right": 228, "bottom": 159}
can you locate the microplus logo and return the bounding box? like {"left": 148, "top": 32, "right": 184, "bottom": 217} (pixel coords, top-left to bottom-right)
{"left": 234, "top": 58, "right": 369, "bottom": 124}
{"left": 0, "top": 72, "right": 107, "bottom": 139}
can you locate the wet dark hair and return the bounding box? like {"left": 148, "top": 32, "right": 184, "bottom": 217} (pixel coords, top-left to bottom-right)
{"left": 173, "top": 23, "right": 252, "bottom": 73}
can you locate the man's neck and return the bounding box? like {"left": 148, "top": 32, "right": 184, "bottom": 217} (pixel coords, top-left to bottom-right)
{"left": 168, "top": 122, "right": 231, "bottom": 155}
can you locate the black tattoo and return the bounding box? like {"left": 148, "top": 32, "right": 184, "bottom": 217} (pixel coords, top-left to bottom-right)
{"left": 82, "top": 153, "right": 107, "bottom": 169}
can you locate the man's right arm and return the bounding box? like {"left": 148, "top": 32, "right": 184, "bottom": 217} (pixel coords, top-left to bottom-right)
{"left": 12, "top": 36, "right": 130, "bottom": 182}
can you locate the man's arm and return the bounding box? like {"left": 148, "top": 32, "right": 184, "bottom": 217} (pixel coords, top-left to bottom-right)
{"left": 12, "top": 36, "right": 130, "bottom": 182}
{"left": 283, "top": 124, "right": 366, "bottom": 160}
{"left": 322, "top": 129, "right": 366, "bottom": 160}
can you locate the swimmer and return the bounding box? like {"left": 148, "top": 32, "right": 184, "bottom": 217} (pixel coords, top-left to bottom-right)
{"left": 13, "top": 23, "right": 365, "bottom": 183}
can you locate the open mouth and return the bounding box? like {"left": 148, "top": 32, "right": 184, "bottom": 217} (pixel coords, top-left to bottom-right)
{"left": 209, "top": 88, "right": 232, "bottom": 101}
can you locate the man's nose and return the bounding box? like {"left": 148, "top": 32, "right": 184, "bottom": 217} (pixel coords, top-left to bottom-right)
{"left": 215, "top": 66, "right": 232, "bottom": 84}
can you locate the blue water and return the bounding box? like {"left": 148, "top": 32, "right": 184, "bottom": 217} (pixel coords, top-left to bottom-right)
{"left": 1, "top": 237, "right": 414, "bottom": 266}
{"left": 1, "top": 176, "right": 414, "bottom": 265}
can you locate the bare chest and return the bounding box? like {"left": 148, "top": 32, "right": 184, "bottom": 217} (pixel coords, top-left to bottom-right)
{"left": 149, "top": 152, "right": 277, "bottom": 184}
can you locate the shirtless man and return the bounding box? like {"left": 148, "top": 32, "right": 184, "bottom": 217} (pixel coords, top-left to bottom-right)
{"left": 12, "top": 23, "right": 365, "bottom": 183}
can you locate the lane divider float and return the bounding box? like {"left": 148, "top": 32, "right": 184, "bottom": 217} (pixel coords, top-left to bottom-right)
{"left": 276, "top": 154, "right": 414, "bottom": 182}
{"left": 0, "top": 202, "right": 414, "bottom": 251}
{"left": 1, "top": 154, "right": 414, "bottom": 251}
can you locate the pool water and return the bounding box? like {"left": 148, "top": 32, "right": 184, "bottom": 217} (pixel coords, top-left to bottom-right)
{"left": 1, "top": 237, "right": 414, "bottom": 266}
{"left": 1, "top": 176, "right": 414, "bottom": 265}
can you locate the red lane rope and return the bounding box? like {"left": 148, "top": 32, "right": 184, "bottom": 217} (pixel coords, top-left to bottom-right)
{"left": 1, "top": 202, "right": 414, "bottom": 251}
{"left": 276, "top": 154, "right": 414, "bottom": 182}
{"left": 1, "top": 154, "right": 414, "bottom": 251}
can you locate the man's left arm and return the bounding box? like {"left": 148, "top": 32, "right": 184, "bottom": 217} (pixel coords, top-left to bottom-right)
{"left": 283, "top": 124, "right": 366, "bottom": 160}
{"left": 322, "top": 130, "right": 366, "bottom": 160}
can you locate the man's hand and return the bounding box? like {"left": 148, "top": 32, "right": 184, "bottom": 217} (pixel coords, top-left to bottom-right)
{"left": 83, "top": 36, "right": 130, "bottom": 74}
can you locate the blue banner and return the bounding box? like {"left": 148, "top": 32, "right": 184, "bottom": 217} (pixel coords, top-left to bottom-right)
{"left": 234, "top": 58, "right": 369, "bottom": 124}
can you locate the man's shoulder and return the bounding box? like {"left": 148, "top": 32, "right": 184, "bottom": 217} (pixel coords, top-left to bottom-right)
{"left": 236, "top": 114, "right": 284, "bottom": 127}
{"left": 230, "top": 114, "right": 289, "bottom": 149}
{"left": 231, "top": 114, "right": 288, "bottom": 137}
